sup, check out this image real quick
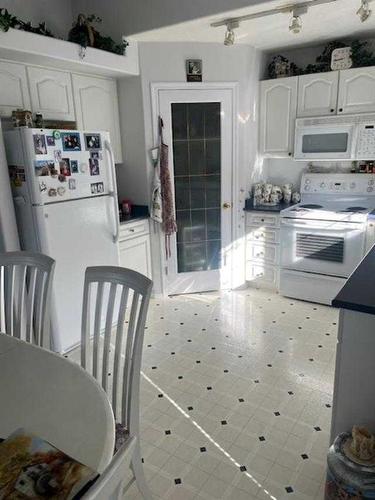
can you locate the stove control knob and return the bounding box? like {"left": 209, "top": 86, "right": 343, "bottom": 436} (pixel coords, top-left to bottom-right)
{"left": 369, "top": 179, "right": 374, "bottom": 185}
{"left": 320, "top": 182, "right": 326, "bottom": 189}
{"left": 350, "top": 182, "right": 356, "bottom": 189}
{"left": 305, "top": 178, "right": 311, "bottom": 184}
{"left": 367, "top": 187, "right": 374, "bottom": 192}
{"left": 304, "top": 185, "right": 311, "bottom": 191}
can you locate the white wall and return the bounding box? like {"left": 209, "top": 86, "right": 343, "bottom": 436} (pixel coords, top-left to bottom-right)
{"left": 72, "top": 0, "right": 271, "bottom": 39}
{"left": 2, "top": 0, "right": 73, "bottom": 39}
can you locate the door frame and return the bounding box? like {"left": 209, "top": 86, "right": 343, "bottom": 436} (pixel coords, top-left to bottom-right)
{"left": 150, "top": 82, "right": 239, "bottom": 295}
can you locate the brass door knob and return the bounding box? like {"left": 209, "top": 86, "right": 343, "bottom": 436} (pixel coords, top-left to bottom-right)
{"left": 222, "top": 202, "right": 232, "bottom": 209}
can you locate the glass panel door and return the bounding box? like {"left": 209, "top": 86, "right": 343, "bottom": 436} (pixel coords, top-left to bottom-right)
{"left": 172, "top": 102, "right": 221, "bottom": 273}
{"left": 158, "top": 88, "right": 233, "bottom": 295}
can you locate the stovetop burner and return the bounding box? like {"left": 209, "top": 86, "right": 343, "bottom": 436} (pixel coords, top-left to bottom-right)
{"left": 299, "top": 204, "right": 323, "bottom": 209}
{"left": 340, "top": 206, "right": 367, "bottom": 213}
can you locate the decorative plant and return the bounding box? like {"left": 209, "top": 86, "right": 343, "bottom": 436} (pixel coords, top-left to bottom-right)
{"left": 0, "top": 8, "right": 55, "bottom": 37}
{"left": 68, "top": 14, "right": 128, "bottom": 55}
{"left": 268, "top": 55, "right": 301, "bottom": 79}
{"left": 268, "top": 39, "right": 375, "bottom": 78}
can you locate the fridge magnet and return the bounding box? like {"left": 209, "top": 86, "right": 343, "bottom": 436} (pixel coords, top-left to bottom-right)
{"left": 53, "top": 130, "right": 61, "bottom": 140}
{"left": 96, "top": 182, "right": 104, "bottom": 193}
{"left": 90, "top": 151, "right": 100, "bottom": 160}
{"left": 54, "top": 150, "right": 62, "bottom": 162}
{"left": 58, "top": 174, "right": 66, "bottom": 183}
{"left": 79, "top": 162, "right": 88, "bottom": 173}
{"left": 48, "top": 188, "right": 57, "bottom": 197}
{"left": 35, "top": 160, "right": 55, "bottom": 177}
{"left": 68, "top": 178, "right": 77, "bottom": 190}
{"left": 57, "top": 186, "right": 66, "bottom": 196}
{"left": 39, "top": 181, "right": 47, "bottom": 192}
{"left": 61, "top": 132, "right": 81, "bottom": 151}
{"left": 186, "top": 59, "right": 202, "bottom": 82}
{"left": 33, "top": 134, "right": 47, "bottom": 155}
{"left": 59, "top": 158, "right": 71, "bottom": 177}
{"left": 70, "top": 160, "right": 79, "bottom": 174}
{"left": 89, "top": 158, "right": 100, "bottom": 176}
{"left": 90, "top": 183, "right": 98, "bottom": 194}
{"left": 84, "top": 133, "right": 101, "bottom": 150}
{"left": 46, "top": 136, "right": 55, "bottom": 147}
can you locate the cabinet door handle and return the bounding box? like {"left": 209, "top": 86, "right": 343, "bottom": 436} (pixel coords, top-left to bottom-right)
{"left": 129, "top": 228, "right": 135, "bottom": 232}
{"left": 339, "top": 108, "right": 343, "bottom": 112}
{"left": 330, "top": 108, "right": 334, "bottom": 113}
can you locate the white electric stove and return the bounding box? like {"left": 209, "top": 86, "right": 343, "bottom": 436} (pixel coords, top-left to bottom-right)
{"left": 279, "top": 173, "right": 375, "bottom": 305}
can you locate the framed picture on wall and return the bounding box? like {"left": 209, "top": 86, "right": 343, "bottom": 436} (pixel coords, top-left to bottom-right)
{"left": 186, "top": 59, "right": 202, "bottom": 82}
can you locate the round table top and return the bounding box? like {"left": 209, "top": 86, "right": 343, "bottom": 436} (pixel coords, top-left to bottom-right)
{"left": 0, "top": 333, "right": 115, "bottom": 473}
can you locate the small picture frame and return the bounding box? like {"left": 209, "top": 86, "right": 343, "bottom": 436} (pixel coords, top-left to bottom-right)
{"left": 70, "top": 160, "right": 79, "bottom": 174}
{"left": 186, "top": 59, "right": 202, "bottom": 82}
{"left": 68, "top": 178, "right": 76, "bottom": 190}
{"left": 85, "top": 133, "right": 101, "bottom": 150}
{"left": 34, "top": 160, "right": 55, "bottom": 177}
{"left": 46, "top": 136, "right": 55, "bottom": 147}
{"left": 33, "top": 134, "right": 47, "bottom": 155}
{"left": 91, "top": 182, "right": 104, "bottom": 194}
{"left": 61, "top": 132, "right": 81, "bottom": 151}
{"left": 59, "top": 158, "right": 71, "bottom": 177}
{"left": 89, "top": 158, "right": 100, "bottom": 176}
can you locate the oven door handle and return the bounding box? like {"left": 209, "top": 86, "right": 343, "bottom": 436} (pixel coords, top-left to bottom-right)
{"left": 281, "top": 219, "right": 364, "bottom": 231}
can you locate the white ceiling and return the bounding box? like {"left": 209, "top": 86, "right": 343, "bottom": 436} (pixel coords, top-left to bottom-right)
{"left": 132, "top": 0, "right": 375, "bottom": 51}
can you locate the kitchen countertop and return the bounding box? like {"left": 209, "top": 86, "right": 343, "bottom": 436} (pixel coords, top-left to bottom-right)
{"left": 119, "top": 204, "right": 149, "bottom": 225}
{"left": 332, "top": 244, "right": 375, "bottom": 315}
{"left": 120, "top": 214, "right": 149, "bottom": 225}
{"left": 244, "top": 199, "right": 296, "bottom": 213}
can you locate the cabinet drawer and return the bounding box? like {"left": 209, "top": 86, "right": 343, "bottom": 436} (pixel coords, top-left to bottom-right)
{"left": 246, "top": 212, "right": 280, "bottom": 228}
{"left": 246, "top": 264, "right": 279, "bottom": 289}
{"left": 246, "top": 227, "right": 279, "bottom": 244}
{"left": 246, "top": 242, "right": 279, "bottom": 265}
{"left": 119, "top": 219, "right": 149, "bottom": 240}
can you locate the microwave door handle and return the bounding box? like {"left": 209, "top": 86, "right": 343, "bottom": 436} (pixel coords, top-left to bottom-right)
{"left": 104, "top": 139, "right": 120, "bottom": 244}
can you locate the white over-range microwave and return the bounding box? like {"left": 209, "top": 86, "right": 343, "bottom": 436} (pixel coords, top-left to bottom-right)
{"left": 294, "top": 113, "right": 375, "bottom": 161}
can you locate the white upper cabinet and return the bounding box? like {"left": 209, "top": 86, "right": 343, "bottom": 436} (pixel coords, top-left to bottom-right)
{"left": 338, "top": 67, "right": 375, "bottom": 115}
{"left": 0, "top": 61, "right": 31, "bottom": 117}
{"left": 297, "top": 72, "right": 339, "bottom": 117}
{"left": 260, "top": 77, "right": 297, "bottom": 157}
{"left": 72, "top": 74, "right": 122, "bottom": 163}
{"left": 27, "top": 66, "right": 75, "bottom": 120}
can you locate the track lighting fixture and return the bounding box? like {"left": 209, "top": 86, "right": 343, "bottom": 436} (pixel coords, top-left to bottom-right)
{"left": 289, "top": 10, "right": 303, "bottom": 33}
{"left": 224, "top": 21, "right": 239, "bottom": 46}
{"left": 357, "top": 0, "right": 371, "bottom": 22}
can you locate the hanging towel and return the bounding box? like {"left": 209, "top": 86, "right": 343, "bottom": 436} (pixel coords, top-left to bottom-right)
{"left": 159, "top": 117, "right": 177, "bottom": 258}
{"left": 150, "top": 147, "right": 163, "bottom": 224}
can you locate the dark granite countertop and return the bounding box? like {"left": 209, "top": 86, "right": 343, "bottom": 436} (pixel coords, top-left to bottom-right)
{"left": 244, "top": 198, "right": 296, "bottom": 213}
{"left": 119, "top": 204, "right": 149, "bottom": 225}
{"left": 332, "top": 244, "right": 375, "bottom": 315}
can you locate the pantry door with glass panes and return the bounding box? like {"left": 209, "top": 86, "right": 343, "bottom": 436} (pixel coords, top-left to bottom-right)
{"left": 158, "top": 88, "right": 233, "bottom": 295}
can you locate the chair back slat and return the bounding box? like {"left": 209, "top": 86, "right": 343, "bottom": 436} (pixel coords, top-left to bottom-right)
{"left": 0, "top": 252, "right": 55, "bottom": 348}
{"left": 81, "top": 266, "right": 152, "bottom": 430}
{"left": 121, "top": 291, "right": 139, "bottom": 426}
{"left": 15, "top": 265, "right": 27, "bottom": 339}
{"left": 112, "top": 286, "right": 129, "bottom": 418}
{"left": 93, "top": 281, "right": 104, "bottom": 378}
{"left": 4, "top": 265, "right": 15, "bottom": 337}
{"left": 102, "top": 282, "right": 117, "bottom": 391}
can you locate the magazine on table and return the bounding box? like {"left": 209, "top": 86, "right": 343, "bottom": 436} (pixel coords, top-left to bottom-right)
{"left": 0, "top": 428, "right": 98, "bottom": 499}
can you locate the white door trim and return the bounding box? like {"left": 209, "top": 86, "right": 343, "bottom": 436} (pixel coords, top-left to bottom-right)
{"left": 150, "top": 82, "right": 239, "bottom": 295}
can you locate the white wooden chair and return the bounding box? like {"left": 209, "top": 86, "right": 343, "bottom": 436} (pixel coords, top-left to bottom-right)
{"left": 0, "top": 251, "right": 55, "bottom": 348}
{"left": 81, "top": 266, "right": 153, "bottom": 500}
{"left": 82, "top": 437, "right": 136, "bottom": 500}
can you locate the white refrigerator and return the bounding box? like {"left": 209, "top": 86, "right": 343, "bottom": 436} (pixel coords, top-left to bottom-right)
{"left": 3, "top": 127, "right": 120, "bottom": 353}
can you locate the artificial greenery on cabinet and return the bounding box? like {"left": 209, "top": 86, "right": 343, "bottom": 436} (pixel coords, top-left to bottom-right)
{"left": 0, "top": 8, "right": 128, "bottom": 56}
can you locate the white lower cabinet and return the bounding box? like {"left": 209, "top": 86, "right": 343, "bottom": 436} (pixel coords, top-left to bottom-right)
{"left": 119, "top": 219, "right": 152, "bottom": 279}
{"left": 245, "top": 211, "right": 281, "bottom": 290}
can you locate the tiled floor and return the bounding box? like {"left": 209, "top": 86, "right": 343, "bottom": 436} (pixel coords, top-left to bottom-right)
{"left": 73, "top": 287, "right": 339, "bottom": 499}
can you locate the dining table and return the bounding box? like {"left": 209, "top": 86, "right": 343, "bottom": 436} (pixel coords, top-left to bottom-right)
{"left": 0, "top": 333, "right": 115, "bottom": 473}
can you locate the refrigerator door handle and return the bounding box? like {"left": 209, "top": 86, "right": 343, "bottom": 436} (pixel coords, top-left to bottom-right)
{"left": 104, "top": 140, "right": 120, "bottom": 244}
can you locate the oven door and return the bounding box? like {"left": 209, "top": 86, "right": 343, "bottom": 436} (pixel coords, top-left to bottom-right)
{"left": 294, "top": 124, "right": 355, "bottom": 160}
{"left": 280, "top": 218, "right": 366, "bottom": 277}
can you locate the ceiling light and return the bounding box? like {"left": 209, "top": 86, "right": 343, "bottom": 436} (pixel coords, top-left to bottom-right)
{"left": 289, "top": 11, "right": 303, "bottom": 33}
{"left": 224, "top": 21, "right": 239, "bottom": 46}
{"left": 357, "top": 0, "right": 371, "bottom": 21}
